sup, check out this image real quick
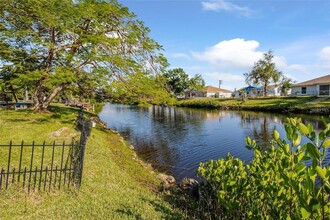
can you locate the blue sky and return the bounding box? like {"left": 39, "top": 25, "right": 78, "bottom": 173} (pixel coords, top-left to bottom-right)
{"left": 118, "top": 0, "right": 330, "bottom": 91}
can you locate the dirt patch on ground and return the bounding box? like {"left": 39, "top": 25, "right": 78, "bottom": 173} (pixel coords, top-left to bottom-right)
{"left": 51, "top": 127, "right": 71, "bottom": 137}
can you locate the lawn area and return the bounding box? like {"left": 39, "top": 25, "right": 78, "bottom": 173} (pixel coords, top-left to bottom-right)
{"left": 177, "top": 96, "right": 330, "bottom": 113}
{"left": 0, "top": 105, "right": 183, "bottom": 219}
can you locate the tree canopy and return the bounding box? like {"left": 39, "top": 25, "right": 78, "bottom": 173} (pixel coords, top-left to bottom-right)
{"left": 0, "top": 0, "right": 168, "bottom": 110}
{"left": 163, "top": 68, "right": 205, "bottom": 96}
{"left": 244, "top": 50, "right": 282, "bottom": 96}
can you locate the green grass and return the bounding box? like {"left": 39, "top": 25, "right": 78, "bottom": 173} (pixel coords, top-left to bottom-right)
{"left": 0, "top": 105, "right": 183, "bottom": 219}
{"left": 177, "top": 96, "right": 330, "bottom": 113}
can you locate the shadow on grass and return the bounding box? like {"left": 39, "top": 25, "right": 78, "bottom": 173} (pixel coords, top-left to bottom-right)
{"left": 115, "top": 205, "right": 143, "bottom": 220}
{"left": 156, "top": 186, "right": 219, "bottom": 220}
{"left": 139, "top": 196, "right": 184, "bottom": 220}
{"left": 49, "top": 105, "right": 79, "bottom": 117}
{"left": 3, "top": 118, "right": 31, "bottom": 123}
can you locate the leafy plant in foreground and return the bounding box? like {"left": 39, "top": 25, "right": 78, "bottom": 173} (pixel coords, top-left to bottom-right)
{"left": 198, "top": 117, "right": 330, "bottom": 219}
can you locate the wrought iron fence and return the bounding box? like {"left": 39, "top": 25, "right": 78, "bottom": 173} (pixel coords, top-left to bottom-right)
{"left": 0, "top": 107, "right": 91, "bottom": 192}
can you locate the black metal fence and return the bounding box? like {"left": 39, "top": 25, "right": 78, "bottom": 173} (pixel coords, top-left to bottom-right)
{"left": 0, "top": 107, "right": 91, "bottom": 192}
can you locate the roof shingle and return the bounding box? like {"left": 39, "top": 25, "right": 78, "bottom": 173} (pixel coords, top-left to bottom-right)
{"left": 204, "top": 86, "right": 232, "bottom": 93}
{"left": 293, "top": 74, "right": 330, "bottom": 87}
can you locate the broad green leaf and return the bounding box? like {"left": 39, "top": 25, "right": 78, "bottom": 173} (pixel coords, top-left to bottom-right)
{"left": 325, "top": 183, "right": 330, "bottom": 194}
{"left": 306, "top": 143, "right": 320, "bottom": 160}
{"left": 321, "top": 139, "right": 330, "bottom": 148}
{"left": 297, "top": 152, "right": 305, "bottom": 162}
{"left": 295, "top": 163, "right": 306, "bottom": 173}
{"left": 246, "top": 137, "right": 251, "bottom": 145}
{"left": 321, "top": 116, "right": 328, "bottom": 128}
{"left": 309, "top": 198, "right": 319, "bottom": 211}
{"left": 273, "top": 130, "right": 280, "bottom": 140}
{"left": 285, "top": 124, "right": 293, "bottom": 136}
{"left": 300, "top": 208, "right": 310, "bottom": 219}
{"left": 290, "top": 118, "right": 297, "bottom": 126}
{"left": 326, "top": 130, "right": 330, "bottom": 137}
{"left": 292, "top": 135, "right": 301, "bottom": 146}
{"left": 301, "top": 155, "right": 311, "bottom": 161}
{"left": 245, "top": 145, "right": 253, "bottom": 150}
{"left": 307, "top": 123, "right": 314, "bottom": 133}
{"left": 298, "top": 123, "right": 310, "bottom": 135}
{"left": 319, "top": 131, "right": 326, "bottom": 141}
{"left": 310, "top": 131, "right": 316, "bottom": 141}
{"left": 315, "top": 166, "right": 326, "bottom": 180}
{"left": 229, "top": 181, "right": 236, "bottom": 186}
{"left": 284, "top": 144, "right": 290, "bottom": 154}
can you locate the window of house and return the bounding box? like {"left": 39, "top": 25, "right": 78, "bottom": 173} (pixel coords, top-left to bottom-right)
{"left": 319, "top": 85, "right": 329, "bottom": 95}
{"left": 301, "top": 87, "right": 306, "bottom": 94}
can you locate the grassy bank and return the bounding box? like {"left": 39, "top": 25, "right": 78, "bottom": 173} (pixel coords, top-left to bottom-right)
{"left": 0, "top": 105, "right": 183, "bottom": 219}
{"left": 177, "top": 96, "right": 330, "bottom": 114}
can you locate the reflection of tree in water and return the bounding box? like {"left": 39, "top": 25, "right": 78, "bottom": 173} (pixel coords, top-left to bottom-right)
{"left": 238, "top": 111, "right": 326, "bottom": 148}
{"left": 141, "top": 106, "right": 212, "bottom": 173}
{"left": 302, "top": 118, "right": 326, "bottom": 131}
{"left": 239, "top": 111, "right": 285, "bottom": 148}
{"left": 137, "top": 138, "right": 180, "bottom": 175}
{"left": 151, "top": 106, "right": 218, "bottom": 125}
{"left": 128, "top": 106, "right": 226, "bottom": 174}
{"left": 149, "top": 106, "right": 222, "bottom": 139}
{"left": 105, "top": 104, "right": 327, "bottom": 179}
{"left": 120, "top": 127, "right": 179, "bottom": 174}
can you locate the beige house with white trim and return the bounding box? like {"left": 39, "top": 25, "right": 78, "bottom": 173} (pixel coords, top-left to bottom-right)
{"left": 185, "top": 86, "right": 232, "bottom": 98}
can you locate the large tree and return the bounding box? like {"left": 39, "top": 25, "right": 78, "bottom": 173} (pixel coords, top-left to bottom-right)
{"left": 189, "top": 74, "right": 205, "bottom": 91}
{"left": 163, "top": 68, "right": 205, "bottom": 96}
{"left": 280, "top": 76, "right": 295, "bottom": 96}
{"left": 244, "top": 50, "right": 282, "bottom": 96}
{"left": 110, "top": 72, "right": 175, "bottom": 106}
{"left": 0, "top": 0, "right": 166, "bottom": 110}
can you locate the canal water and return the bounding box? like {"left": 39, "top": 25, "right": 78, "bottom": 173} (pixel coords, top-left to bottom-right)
{"left": 99, "top": 103, "right": 329, "bottom": 182}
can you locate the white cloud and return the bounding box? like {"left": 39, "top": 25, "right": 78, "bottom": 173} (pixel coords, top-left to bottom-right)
{"left": 202, "top": 0, "right": 254, "bottom": 17}
{"left": 273, "top": 56, "right": 287, "bottom": 68}
{"left": 192, "top": 38, "right": 293, "bottom": 73}
{"left": 192, "top": 38, "right": 263, "bottom": 69}
{"left": 171, "top": 53, "right": 191, "bottom": 60}
{"left": 319, "top": 46, "right": 330, "bottom": 70}
{"left": 283, "top": 73, "right": 298, "bottom": 82}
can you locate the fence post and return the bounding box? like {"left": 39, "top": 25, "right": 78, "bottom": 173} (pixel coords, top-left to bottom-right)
{"left": 75, "top": 107, "right": 91, "bottom": 188}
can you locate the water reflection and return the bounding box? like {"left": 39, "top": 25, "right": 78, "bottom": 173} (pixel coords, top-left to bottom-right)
{"left": 99, "top": 104, "right": 327, "bottom": 181}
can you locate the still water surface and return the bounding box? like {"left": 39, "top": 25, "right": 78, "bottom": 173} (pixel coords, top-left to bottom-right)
{"left": 99, "top": 104, "right": 328, "bottom": 181}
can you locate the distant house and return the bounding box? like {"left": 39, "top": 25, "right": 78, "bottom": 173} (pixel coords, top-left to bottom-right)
{"left": 267, "top": 84, "right": 292, "bottom": 96}
{"left": 267, "top": 84, "right": 282, "bottom": 96}
{"left": 291, "top": 74, "right": 330, "bottom": 96}
{"left": 234, "top": 85, "right": 262, "bottom": 98}
{"left": 185, "top": 86, "right": 232, "bottom": 98}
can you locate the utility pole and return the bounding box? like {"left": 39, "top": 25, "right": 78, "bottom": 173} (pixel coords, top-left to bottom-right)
{"left": 219, "top": 80, "right": 223, "bottom": 89}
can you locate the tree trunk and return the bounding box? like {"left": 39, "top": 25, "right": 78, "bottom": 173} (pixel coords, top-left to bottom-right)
{"left": 9, "top": 85, "right": 18, "bottom": 103}
{"left": 264, "top": 82, "right": 268, "bottom": 97}
{"left": 32, "top": 84, "right": 69, "bottom": 111}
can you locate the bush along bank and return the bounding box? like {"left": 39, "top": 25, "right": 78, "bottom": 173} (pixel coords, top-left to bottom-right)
{"left": 176, "top": 97, "right": 330, "bottom": 115}
{"left": 184, "top": 117, "right": 329, "bottom": 219}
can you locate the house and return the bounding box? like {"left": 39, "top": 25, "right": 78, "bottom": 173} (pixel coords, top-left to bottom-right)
{"left": 267, "top": 84, "right": 291, "bottom": 96}
{"left": 267, "top": 84, "right": 282, "bottom": 96}
{"left": 291, "top": 74, "right": 330, "bottom": 96}
{"left": 234, "top": 85, "right": 262, "bottom": 98}
{"left": 185, "top": 86, "right": 232, "bottom": 98}
{"left": 204, "top": 86, "right": 232, "bottom": 98}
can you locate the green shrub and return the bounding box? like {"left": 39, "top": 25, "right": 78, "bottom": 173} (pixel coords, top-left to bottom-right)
{"left": 198, "top": 117, "right": 330, "bottom": 219}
